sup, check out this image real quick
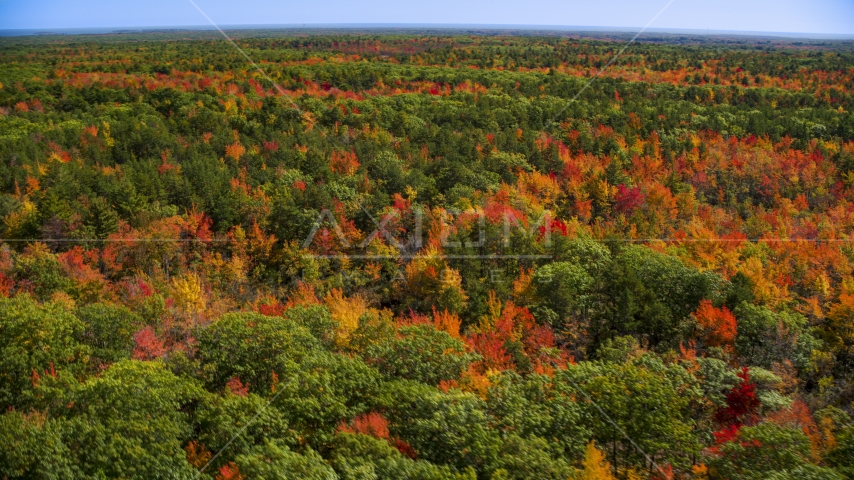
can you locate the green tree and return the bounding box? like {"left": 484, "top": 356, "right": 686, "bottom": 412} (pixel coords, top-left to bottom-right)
{"left": 76, "top": 302, "right": 141, "bottom": 365}
{"left": 596, "top": 245, "right": 722, "bottom": 349}
{"left": 826, "top": 425, "right": 854, "bottom": 478}
{"left": 734, "top": 303, "right": 818, "bottom": 371}
{"left": 193, "top": 391, "right": 294, "bottom": 472}
{"left": 57, "top": 360, "right": 201, "bottom": 479}
{"left": 493, "top": 435, "right": 575, "bottom": 480}
{"left": 329, "top": 432, "right": 470, "bottom": 480}
{"left": 196, "top": 312, "right": 324, "bottom": 393}
{"left": 561, "top": 354, "right": 701, "bottom": 471}
{"left": 486, "top": 371, "right": 589, "bottom": 460}
{"left": 707, "top": 423, "right": 838, "bottom": 480}
{"left": 365, "top": 324, "right": 477, "bottom": 386}
{"left": 378, "top": 380, "right": 502, "bottom": 474}
{"left": 0, "top": 295, "right": 89, "bottom": 409}
{"left": 84, "top": 196, "right": 120, "bottom": 240}
{"left": 532, "top": 261, "right": 594, "bottom": 332}
{"left": 234, "top": 439, "right": 337, "bottom": 480}
{"left": 0, "top": 411, "right": 77, "bottom": 479}
{"left": 284, "top": 304, "right": 339, "bottom": 348}
{"left": 198, "top": 312, "right": 383, "bottom": 446}
{"left": 11, "top": 247, "right": 74, "bottom": 301}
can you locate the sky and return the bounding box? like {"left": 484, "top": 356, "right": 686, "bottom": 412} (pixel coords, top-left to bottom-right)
{"left": 1, "top": 0, "right": 853, "bottom": 35}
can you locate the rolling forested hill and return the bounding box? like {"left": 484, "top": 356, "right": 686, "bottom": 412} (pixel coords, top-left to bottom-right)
{"left": 1, "top": 31, "right": 853, "bottom": 479}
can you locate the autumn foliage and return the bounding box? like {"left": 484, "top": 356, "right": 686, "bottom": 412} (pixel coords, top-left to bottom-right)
{"left": 1, "top": 30, "right": 853, "bottom": 480}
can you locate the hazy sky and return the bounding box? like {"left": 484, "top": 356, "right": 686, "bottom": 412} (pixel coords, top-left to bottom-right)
{"left": 1, "top": 0, "right": 852, "bottom": 35}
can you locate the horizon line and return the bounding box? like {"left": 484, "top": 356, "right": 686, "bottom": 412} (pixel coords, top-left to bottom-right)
{"left": 2, "top": 23, "right": 853, "bottom": 40}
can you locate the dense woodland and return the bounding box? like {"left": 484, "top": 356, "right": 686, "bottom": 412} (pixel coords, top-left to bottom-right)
{"left": 1, "top": 31, "right": 854, "bottom": 479}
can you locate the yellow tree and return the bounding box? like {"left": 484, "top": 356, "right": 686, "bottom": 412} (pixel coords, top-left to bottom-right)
{"left": 324, "top": 288, "right": 369, "bottom": 347}
{"left": 580, "top": 441, "right": 616, "bottom": 480}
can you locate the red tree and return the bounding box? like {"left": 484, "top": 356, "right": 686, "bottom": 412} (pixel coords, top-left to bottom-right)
{"left": 714, "top": 367, "right": 761, "bottom": 429}
{"left": 614, "top": 183, "right": 646, "bottom": 214}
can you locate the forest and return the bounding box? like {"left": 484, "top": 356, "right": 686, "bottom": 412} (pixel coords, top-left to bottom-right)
{"left": 0, "top": 30, "right": 853, "bottom": 479}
